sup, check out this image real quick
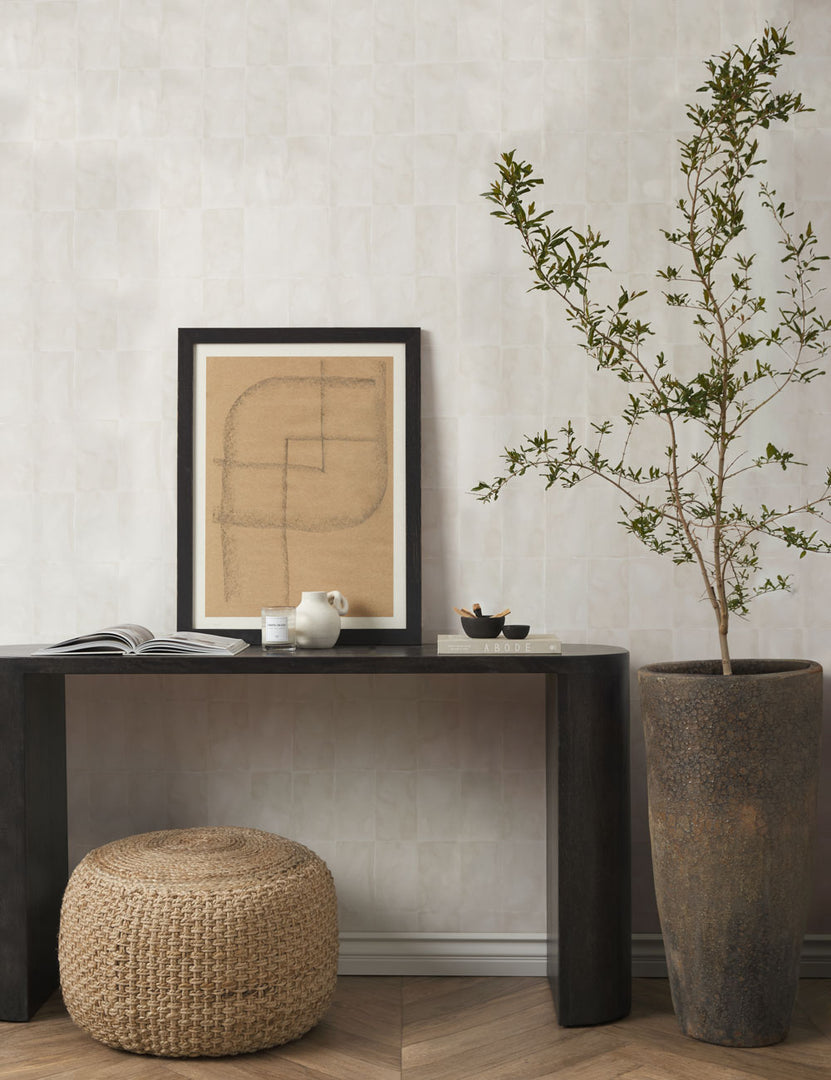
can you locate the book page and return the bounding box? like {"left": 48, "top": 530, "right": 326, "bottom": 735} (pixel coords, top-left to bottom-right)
{"left": 136, "top": 632, "right": 249, "bottom": 654}
{"left": 35, "top": 624, "right": 154, "bottom": 654}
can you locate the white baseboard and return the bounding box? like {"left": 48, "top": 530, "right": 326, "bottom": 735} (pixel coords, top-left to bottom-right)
{"left": 338, "top": 932, "right": 831, "bottom": 978}
{"left": 631, "top": 932, "right": 670, "bottom": 977}
{"left": 799, "top": 936, "right": 831, "bottom": 977}
{"left": 631, "top": 933, "right": 831, "bottom": 978}
{"left": 338, "top": 933, "right": 548, "bottom": 976}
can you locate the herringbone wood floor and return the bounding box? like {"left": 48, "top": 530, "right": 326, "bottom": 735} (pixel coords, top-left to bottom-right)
{"left": 1, "top": 978, "right": 829, "bottom": 1079}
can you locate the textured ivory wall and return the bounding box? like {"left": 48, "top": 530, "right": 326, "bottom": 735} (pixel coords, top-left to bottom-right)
{"left": 2, "top": 0, "right": 831, "bottom": 933}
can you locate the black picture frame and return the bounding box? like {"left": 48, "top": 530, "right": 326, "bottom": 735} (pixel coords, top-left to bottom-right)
{"left": 177, "top": 327, "right": 421, "bottom": 645}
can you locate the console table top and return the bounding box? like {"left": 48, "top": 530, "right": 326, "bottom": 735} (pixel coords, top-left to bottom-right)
{"left": 0, "top": 642, "right": 628, "bottom": 676}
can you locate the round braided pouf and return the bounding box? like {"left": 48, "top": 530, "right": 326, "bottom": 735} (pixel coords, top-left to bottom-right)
{"left": 58, "top": 827, "right": 338, "bottom": 1058}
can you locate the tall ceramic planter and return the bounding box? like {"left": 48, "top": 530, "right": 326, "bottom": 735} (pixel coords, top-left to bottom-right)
{"left": 638, "top": 659, "right": 823, "bottom": 1047}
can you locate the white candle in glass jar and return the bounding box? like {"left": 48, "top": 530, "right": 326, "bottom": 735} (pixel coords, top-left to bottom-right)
{"left": 261, "top": 606, "right": 296, "bottom": 650}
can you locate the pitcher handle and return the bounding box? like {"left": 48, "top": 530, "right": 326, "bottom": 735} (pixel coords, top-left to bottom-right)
{"left": 327, "top": 590, "right": 349, "bottom": 614}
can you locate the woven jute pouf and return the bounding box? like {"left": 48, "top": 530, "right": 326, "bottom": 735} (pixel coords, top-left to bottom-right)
{"left": 59, "top": 827, "right": 338, "bottom": 1058}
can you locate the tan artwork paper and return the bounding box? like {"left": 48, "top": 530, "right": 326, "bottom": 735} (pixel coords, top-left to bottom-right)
{"left": 203, "top": 353, "right": 395, "bottom": 619}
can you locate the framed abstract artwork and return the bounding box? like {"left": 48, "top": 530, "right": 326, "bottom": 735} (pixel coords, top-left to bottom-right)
{"left": 177, "top": 327, "right": 421, "bottom": 645}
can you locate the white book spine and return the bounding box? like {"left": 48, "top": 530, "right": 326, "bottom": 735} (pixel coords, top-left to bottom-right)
{"left": 436, "top": 635, "right": 562, "bottom": 655}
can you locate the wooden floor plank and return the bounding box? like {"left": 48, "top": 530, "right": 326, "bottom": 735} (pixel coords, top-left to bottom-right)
{"left": 403, "top": 979, "right": 556, "bottom": 1045}
{"left": 518, "top": 1046, "right": 646, "bottom": 1080}
{"left": 402, "top": 1021, "right": 615, "bottom": 1080}
{"left": 1, "top": 978, "right": 828, "bottom": 1079}
{"left": 319, "top": 976, "right": 403, "bottom": 1050}
{"left": 277, "top": 1028, "right": 401, "bottom": 1080}
{"left": 403, "top": 999, "right": 566, "bottom": 1067}
{"left": 428, "top": 1029, "right": 626, "bottom": 1080}
{"left": 164, "top": 1052, "right": 341, "bottom": 1080}
{"left": 607, "top": 980, "right": 831, "bottom": 1080}
{"left": 402, "top": 975, "right": 533, "bottom": 1018}
{"left": 794, "top": 981, "right": 831, "bottom": 1040}
{"left": 401, "top": 974, "right": 580, "bottom": 1080}
{"left": 613, "top": 1041, "right": 831, "bottom": 1080}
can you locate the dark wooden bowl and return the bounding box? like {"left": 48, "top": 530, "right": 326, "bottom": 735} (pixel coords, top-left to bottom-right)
{"left": 460, "top": 616, "right": 505, "bottom": 638}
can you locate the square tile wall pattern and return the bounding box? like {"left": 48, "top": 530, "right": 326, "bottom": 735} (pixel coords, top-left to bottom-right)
{"left": 2, "top": 0, "right": 831, "bottom": 934}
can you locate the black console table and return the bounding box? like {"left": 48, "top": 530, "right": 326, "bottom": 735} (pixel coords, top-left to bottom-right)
{"left": 0, "top": 643, "right": 630, "bottom": 1027}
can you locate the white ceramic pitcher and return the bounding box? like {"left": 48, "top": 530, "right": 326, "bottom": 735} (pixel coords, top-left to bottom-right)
{"left": 295, "top": 591, "right": 349, "bottom": 648}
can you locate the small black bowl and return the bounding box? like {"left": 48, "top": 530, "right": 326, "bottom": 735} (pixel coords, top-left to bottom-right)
{"left": 502, "top": 624, "right": 530, "bottom": 639}
{"left": 461, "top": 616, "right": 505, "bottom": 639}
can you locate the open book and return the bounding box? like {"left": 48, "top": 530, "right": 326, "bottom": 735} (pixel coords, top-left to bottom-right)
{"left": 35, "top": 624, "right": 249, "bottom": 656}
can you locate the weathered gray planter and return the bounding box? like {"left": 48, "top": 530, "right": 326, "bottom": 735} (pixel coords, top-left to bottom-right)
{"left": 638, "top": 659, "right": 823, "bottom": 1047}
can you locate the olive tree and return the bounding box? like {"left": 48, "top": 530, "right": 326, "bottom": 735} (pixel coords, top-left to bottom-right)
{"left": 475, "top": 26, "right": 831, "bottom": 673}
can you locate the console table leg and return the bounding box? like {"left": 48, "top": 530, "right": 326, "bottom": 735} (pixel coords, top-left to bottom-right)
{"left": 0, "top": 672, "right": 67, "bottom": 1021}
{"left": 546, "top": 666, "right": 631, "bottom": 1026}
